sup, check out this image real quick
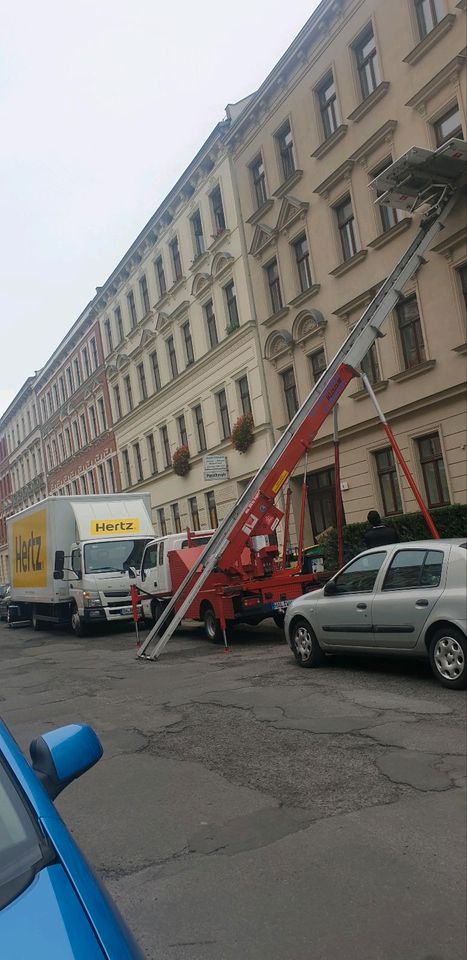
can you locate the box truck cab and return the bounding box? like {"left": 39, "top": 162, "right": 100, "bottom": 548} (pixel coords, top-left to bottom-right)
{"left": 137, "top": 530, "right": 214, "bottom": 623}
{"left": 7, "top": 494, "right": 154, "bottom": 635}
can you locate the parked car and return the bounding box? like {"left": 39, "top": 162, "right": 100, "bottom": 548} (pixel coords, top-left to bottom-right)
{"left": 0, "top": 718, "right": 143, "bottom": 958}
{"left": 284, "top": 539, "right": 466, "bottom": 689}
{"left": 0, "top": 585, "right": 11, "bottom": 621}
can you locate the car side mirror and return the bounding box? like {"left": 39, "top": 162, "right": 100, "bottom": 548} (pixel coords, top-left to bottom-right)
{"left": 128, "top": 567, "right": 137, "bottom": 579}
{"left": 323, "top": 580, "right": 338, "bottom": 597}
{"left": 53, "top": 550, "right": 65, "bottom": 580}
{"left": 30, "top": 723, "right": 103, "bottom": 801}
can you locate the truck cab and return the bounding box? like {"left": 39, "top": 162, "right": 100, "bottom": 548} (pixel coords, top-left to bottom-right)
{"left": 137, "top": 531, "right": 214, "bottom": 622}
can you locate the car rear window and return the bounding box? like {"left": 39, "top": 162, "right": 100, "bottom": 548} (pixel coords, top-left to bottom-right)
{"left": 383, "top": 549, "right": 444, "bottom": 591}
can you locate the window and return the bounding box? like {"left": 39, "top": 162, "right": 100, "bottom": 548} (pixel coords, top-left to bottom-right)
{"left": 336, "top": 196, "right": 358, "bottom": 261}
{"left": 82, "top": 346, "right": 90, "bottom": 379}
{"left": 457, "top": 263, "right": 467, "bottom": 313}
{"left": 265, "top": 259, "right": 283, "bottom": 314}
{"left": 66, "top": 366, "right": 74, "bottom": 395}
{"left": 72, "top": 420, "right": 80, "bottom": 449}
{"left": 334, "top": 552, "right": 385, "bottom": 594}
{"left": 371, "top": 161, "right": 404, "bottom": 232}
{"left": 177, "top": 414, "right": 188, "bottom": 448}
{"left": 310, "top": 348, "right": 326, "bottom": 385}
{"left": 88, "top": 469, "right": 97, "bottom": 494}
{"left": 224, "top": 281, "right": 239, "bottom": 330}
{"left": 147, "top": 434, "right": 158, "bottom": 474}
{"left": 65, "top": 427, "right": 72, "bottom": 455}
{"left": 171, "top": 502, "right": 182, "bottom": 534}
{"left": 434, "top": 105, "right": 463, "bottom": 147}
{"left": 74, "top": 358, "right": 82, "bottom": 387}
{"left": 182, "top": 321, "right": 194, "bottom": 366}
{"left": 97, "top": 397, "right": 107, "bottom": 431}
{"left": 188, "top": 496, "right": 200, "bottom": 531}
{"left": 59, "top": 376, "right": 66, "bottom": 403}
{"left": 250, "top": 154, "right": 267, "bottom": 208}
{"left": 79, "top": 413, "right": 88, "bottom": 445}
{"left": 166, "top": 336, "right": 178, "bottom": 378}
{"left": 217, "top": 388, "right": 230, "bottom": 440}
{"left": 113, "top": 385, "right": 122, "bottom": 420}
{"left": 210, "top": 185, "right": 226, "bottom": 235}
{"left": 308, "top": 466, "right": 338, "bottom": 536}
{"left": 169, "top": 238, "right": 182, "bottom": 282}
{"left": 123, "top": 375, "right": 133, "bottom": 412}
{"left": 160, "top": 425, "right": 171, "bottom": 468}
{"left": 89, "top": 405, "right": 98, "bottom": 438}
{"left": 133, "top": 442, "right": 143, "bottom": 482}
{"left": 193, "top": 404, "right": 207, "bottom": 452}
{"left": 81, "top": 473, "right": 88, "bottom": 494}
{"left": 191, "top": 210, "right": 205, "bottom": 258}
{"left": 383, "top": 548, "right": 443, "bottom": 591}
{"left": 52, "top": 439, "right": 58, "bottom": 466}
{"left": 104, "top": 318, "right": 113, "bottom": 353}
{"left": 137, "top": 362, "right": 148, "bottom": 401}
{"left": 276, "top": 121, "right": 296, "bottom": 181}
{"left": 122, "top": 449, "right": 132, "bottom": 486}
{"left": 204, "top": 300, "right": 218, "bottom": 348}
{"left": 53, "top": 383, "right": 59, "bottom": 409}
{"left": 237, "top": 375, "right": 252, "bottom": 417}
{"left": 361, "top": 343, "right": 381, "bottom": 384}
{"left": 155, "top": 255, "right": 167, "bottom": 298}
{"left": 158, "top": 507, "right": 167, "bottom": 537}
{"left": 139, "top": 274, "right": 150, "bottom": 315}
{"left": 58, "top": 434, "right": 65, "bottom": 459}
{"left": 281, "top": 367, "right": 299, "bottom": 420}
{"left": 107, "top": 457, "right": 116, "bottom": 493}
{"left": 90, "top": 337, "right": 98, "bottom": 369}
{"left": 374, "top": 448, "right": 402, "bottom": 516}
{"left": 396, "top": 294, "right": 426, "bottom": 369}
{"left": 415, "top": 0, "right": 445, "bottom": 39}
{"left": 293, "top": 234, "right": 313, "bottom": 292}
{"left": 115, "top": 306, "right": 124, "bottom": 341}
{"left": 72, "top": 479, "right": 80, "bottom": 495}
{"left": 417, "top": 433, "right": 450, "bottom": 507}
{"left": 317, "top": 73, "right": 340, "bottom": 139}
{"left": 150, "top": 350, "right": 161, "bottom": 390}
{"left": 98, "top": 463, "right": 107, "bottom": 493}
{"left": 206, "top": 491, "right": 218, "bottom": 528}
{"left": 354, "top": 25, "right": 381, "bottom": 100}
{"left": 127, "top": 290, "right": 137, "bottom": 328}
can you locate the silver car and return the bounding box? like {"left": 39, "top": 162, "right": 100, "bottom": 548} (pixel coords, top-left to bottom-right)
{"left": 285, "top": 539, "right": 466, "bottom": 689}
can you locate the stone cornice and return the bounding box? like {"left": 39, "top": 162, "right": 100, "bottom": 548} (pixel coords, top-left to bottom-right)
{"left": 367, "top": 218, "right": 412, "bottom": 250}
{"left": 347, "top": 82, "right": 390, "bottom": 123}
{"left": 349, "top": 119, "right": 397, "bottom": 166}
{"left": 403, "top": 15, "right": 456, "bottom": 66}
{"left": 405, "top": 50, "right": 466, "bottom": 111}
{"left": 314, "top": 159, "right": 355, "bottom": 198}
{"left": 329, "top": 249, "right": 368, "bottom": 278}
{"left": 310, "top": 124, "right": 348, "bottom": 160}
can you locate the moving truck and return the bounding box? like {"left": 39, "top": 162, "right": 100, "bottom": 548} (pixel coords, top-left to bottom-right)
{"left": 7, "top": 494, "right": 154, "bottom": 635}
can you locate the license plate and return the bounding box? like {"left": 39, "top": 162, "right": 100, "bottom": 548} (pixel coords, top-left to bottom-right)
{"left": 273, "top": 600, "right": 291, "bottom": 611}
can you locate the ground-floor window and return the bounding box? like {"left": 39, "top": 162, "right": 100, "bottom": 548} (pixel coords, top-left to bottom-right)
{"left": 417, "top": 433, "right": 450, "bottom": 507}
{"left": 307, "top": 466, "right": 341, "bottom": 537}
{"left": 374, "top": 448, "right": 402, "bottom": 516}
{"left": 206, "top": 491, "right": 218, "bottom": 528}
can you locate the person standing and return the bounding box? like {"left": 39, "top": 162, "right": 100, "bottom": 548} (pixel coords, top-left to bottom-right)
{"left": 363, "top": 510, "right": 399, "bottom": 549}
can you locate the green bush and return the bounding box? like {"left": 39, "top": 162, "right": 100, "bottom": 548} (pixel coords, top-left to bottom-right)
{"left": 316, "top": 503, "right": 467, "bottom": 569}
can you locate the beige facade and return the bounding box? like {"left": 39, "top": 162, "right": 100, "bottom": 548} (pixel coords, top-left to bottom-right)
{"left": 226, "top": 0, "right": 466, "bottom": 540}
{"left": 93, "top": 120, "right": 274, "bottom": 533}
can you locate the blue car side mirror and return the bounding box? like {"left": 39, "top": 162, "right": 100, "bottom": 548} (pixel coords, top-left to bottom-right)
{"left": 30, "top": 723, "right": 103, "bottom": 801}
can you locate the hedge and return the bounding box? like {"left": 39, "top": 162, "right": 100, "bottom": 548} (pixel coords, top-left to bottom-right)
{"left": 316, "top": 503, "right": 467, "bottom": 569}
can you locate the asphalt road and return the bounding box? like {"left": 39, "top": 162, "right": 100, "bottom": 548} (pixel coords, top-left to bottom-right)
{"left": 0, "top": 618, "right": 465, "bottom": 960}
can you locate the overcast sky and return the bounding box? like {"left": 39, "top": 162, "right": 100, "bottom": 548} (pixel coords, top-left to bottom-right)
{"left": 0, "top": 0, "right": 319, "bottom": 415}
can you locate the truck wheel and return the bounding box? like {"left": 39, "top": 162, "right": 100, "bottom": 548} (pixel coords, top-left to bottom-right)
{"left": 31, "top": 608, "right": 42, "bottom": 632}
{"left": 203, "top": 606, "right": 223, "bottom": 644}
{"left": 71, "top": 606, "right": 87, "bottom": 638}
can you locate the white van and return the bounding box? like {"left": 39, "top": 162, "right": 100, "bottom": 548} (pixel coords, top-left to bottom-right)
{"left": 137, "top": 530, "right": 214, "bottom": 622}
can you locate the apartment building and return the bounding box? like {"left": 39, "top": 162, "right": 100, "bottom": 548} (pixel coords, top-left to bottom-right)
{"left": 0, "top": 434, "right": 11, "bottom": 583}
{"left": 226, "top": 0, "right": 466, "bottom": 540}
{"left": 35, "top": 307, "right": 121, "bottom": 497}
{"left": 93, "top": 119, "right": 273, "bottom": 534}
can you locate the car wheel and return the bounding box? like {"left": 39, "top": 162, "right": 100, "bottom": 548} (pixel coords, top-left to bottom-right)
{"left": 429, "top": 627, "right": 466, "bottom": 689}
{"left": 203, "top": 605, "right": 223, "bottom": 644}
{"left": 290, "top": 617, "right": 325, "bottom": 668}
{"left": 71, "top": 606, "right": 87, "bottom": 638}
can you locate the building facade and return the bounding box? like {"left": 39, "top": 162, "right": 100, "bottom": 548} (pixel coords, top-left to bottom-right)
{"left": 226, "top": 0, "right": 466, "bottom": 541}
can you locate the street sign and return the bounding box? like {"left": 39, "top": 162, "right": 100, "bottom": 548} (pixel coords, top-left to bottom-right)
{"left": 204, "top": 455, "right": 228, "bottom": 481}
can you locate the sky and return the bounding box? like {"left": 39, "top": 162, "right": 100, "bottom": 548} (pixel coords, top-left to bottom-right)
{"left": 0, "top": 0, "right": 320, "bottom": 416}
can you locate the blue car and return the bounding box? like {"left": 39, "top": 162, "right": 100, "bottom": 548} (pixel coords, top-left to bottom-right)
{"left": 0, "top": 719, "right": 143, "bottom": 958}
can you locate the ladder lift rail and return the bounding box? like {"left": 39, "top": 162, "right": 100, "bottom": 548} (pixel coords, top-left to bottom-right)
{"left": 137, "top": 150, "right": 463, "bottom": 661}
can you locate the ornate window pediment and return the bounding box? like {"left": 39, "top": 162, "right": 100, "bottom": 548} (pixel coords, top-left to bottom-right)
{"left": 155, "top": 311, "right": 171, "bottom": 331}
{"left": 211, "top": 251, "right": 234, "bottom": 277}
{"left": 191, "top": 273, "right": 212, "bottom": 297}
{"left": 264, "top": 328, "right": 294, "bottom": 363}
{"left": 132, "top": 328, "right": 156, "bottom": 356}
{"left": 292, "top": 309, "right": 327, "bottom": 345}
{"left": 276, "top": 195, "right": 309, "bottom": 232}
{"left": 249, "top": 223, "right": 278, "bottom": 258}
{"left": 115, "top": 353, "right": 131, "bottom": 371}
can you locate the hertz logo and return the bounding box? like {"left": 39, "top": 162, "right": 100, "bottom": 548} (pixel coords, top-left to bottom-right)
{"left": 11, "top": 510, "right": 47, "bottom": 588}
{"left": 90, "top": 518, "right": 140, "bottom": 536}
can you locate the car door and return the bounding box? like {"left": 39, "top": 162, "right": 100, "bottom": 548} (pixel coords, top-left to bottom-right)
{"left": 370, "top": 547, "right": 446, "bottom": 649}
{"left": 314, "top": 551, "right": 387, "bottom": 647}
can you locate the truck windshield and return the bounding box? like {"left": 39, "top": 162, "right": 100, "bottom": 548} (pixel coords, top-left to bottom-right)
{"left": 83, "top": 539, "right": 150, "bottom": 574}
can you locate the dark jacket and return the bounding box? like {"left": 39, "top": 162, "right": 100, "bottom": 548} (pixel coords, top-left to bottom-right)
{"left": 363, "top": 524, "right": 399, "bottom": 549}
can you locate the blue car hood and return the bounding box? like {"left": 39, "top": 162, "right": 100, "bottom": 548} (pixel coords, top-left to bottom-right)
{"left": 0, "top": 862, "right": 104, "bottom": 959}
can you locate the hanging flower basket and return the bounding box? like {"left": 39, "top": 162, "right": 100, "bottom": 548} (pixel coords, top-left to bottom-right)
{"left": 231, "top": 414, "right": 254, "bottom": 454}
{"left": 172, "top": 444, "right": 190, "bottom": 476}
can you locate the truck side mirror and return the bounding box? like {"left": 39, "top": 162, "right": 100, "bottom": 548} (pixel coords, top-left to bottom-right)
{"left": 54, "top": 550, "right": 65, "bottom": 580}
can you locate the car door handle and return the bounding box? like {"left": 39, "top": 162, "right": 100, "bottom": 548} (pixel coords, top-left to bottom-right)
{"left": 356, "top": 603, "right": 367, "bottom": 610}
{"left": 415, "top": 599, "right": 429, "bottom": 607}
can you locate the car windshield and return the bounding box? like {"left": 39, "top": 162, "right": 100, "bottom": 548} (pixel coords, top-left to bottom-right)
{"left": 0, "top": 758, "right": 54, "bottom": 909}
{"left": 83, "top": 538, "right": 151, "bottom": 574}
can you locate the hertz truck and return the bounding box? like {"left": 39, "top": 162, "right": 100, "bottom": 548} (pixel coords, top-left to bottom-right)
{"left": 7, "top": 494, "right": 154, "bottom": 635}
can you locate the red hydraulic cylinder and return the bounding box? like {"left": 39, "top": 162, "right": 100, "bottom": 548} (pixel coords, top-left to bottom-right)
{"left": 281, "top": 487, "right": 292, "bottom": 569}
{"left": 333, "top": 407, "right": 344, "bottom": 567}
